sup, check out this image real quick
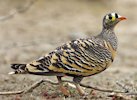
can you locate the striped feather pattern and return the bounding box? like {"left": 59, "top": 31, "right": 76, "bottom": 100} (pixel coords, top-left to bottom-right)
{"left": 25, "top": 37, "right": 115, "bottom": 76}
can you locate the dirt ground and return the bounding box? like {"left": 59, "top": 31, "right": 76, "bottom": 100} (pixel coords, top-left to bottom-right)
{"left": 0, "top": 0, "right": 137, "bottom": 100}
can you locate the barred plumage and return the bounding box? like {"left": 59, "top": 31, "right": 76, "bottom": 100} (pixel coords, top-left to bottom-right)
{"left": 9, "top": 13, "right": 126, "bottom": 96}
{"left": 11, "top": 38, "right": 113, "bottom": 76}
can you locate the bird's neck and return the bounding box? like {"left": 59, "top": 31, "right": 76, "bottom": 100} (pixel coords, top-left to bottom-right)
{"left": 98, "top": 28, "right": 118, "bottom": 51}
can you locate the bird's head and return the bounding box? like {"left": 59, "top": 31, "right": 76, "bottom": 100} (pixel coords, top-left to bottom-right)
{"left": 103, "top": 13, "right": 126, "bottom": 29}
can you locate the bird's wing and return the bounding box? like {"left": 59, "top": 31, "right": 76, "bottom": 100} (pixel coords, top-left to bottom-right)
{"left": 26, "top": 38, "right": 113, "bottom": 76}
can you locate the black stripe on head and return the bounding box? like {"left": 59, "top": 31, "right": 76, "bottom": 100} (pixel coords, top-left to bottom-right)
{"left": 115, "top": 13, "right": 118, "bottom": 18}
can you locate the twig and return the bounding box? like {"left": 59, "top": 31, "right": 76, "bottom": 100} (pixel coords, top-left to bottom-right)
{"left": 0, "top": 90, "right": 23, "bottom": 95}
{"left": 0, "top": 79, "right": 59, "bottom": 95}
{"left": 116, "top": 81, "right": 129, "bottom": 93}
{"left": 0, "top": 79, "right": 137, "bottom": 96}
{"left": 62, "top": 80, "right": 130, "bottom": 93}
{"left": 0, "top": 0, "right": 37, "bottom": 21}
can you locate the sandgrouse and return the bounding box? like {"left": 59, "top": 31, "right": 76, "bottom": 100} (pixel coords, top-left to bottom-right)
{"left": 9, "top": 13, "right": 126, "bottom": 96}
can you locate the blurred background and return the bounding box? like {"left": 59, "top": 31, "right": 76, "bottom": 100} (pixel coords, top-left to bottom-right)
{"left": 0, "top": 0, "right": 137, "bottom": 99}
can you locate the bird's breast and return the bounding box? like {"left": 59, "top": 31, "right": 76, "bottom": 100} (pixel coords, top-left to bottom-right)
{"left": 103, "top": 40, "right": 117, "bottom": 61}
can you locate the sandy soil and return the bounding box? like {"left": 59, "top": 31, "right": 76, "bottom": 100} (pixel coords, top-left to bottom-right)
{"left": 0, "top": 0, "right": 137, "bottom": 100}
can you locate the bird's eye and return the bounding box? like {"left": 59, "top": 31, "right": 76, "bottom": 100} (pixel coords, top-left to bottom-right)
{"left": 108, "top": 14, "right": 112, "bottom": 20}
{"left": 109, "top": 16, "right": 112, "bottom": 20}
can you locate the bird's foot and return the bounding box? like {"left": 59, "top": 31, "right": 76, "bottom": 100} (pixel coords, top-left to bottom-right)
{"left": 59, "top": 85, "right": 70, "bottom": 97}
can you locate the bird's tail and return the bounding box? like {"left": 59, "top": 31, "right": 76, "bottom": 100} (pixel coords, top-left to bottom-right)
{"left": 9, "top": 64, "right": 28, "bottom": 74}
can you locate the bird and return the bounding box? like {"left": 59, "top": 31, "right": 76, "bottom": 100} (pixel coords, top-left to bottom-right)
{"left": 9, "top": 12, "right": 126, "bottom": 96}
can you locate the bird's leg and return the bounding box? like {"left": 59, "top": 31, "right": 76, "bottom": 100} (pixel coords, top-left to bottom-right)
{"left": 75, "top": 83, "right": 85, "bottom": 96}
{"left": 73, "top": 77, "right": 85, "bottom": 96}
{"left": 57, "top": 76, "right": 70, "bottom": 96}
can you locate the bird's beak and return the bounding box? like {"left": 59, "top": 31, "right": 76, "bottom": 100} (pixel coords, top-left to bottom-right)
{"left": 118, "top": 16, "right": 127, "bottom": 20}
